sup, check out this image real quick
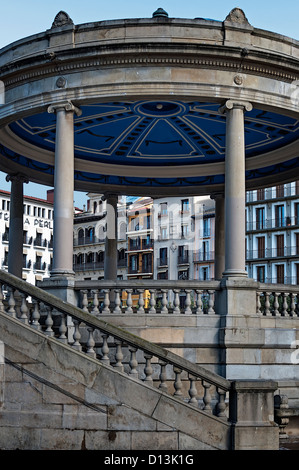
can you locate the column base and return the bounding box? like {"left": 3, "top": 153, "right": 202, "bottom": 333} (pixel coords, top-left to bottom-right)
{"left": 222, "top": 269, "right": 248, "bottom": 279}
{"left": 50, "top": 269, "right": 75, "bottom": 278}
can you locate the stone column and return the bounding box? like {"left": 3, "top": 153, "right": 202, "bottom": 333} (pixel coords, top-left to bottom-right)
{"left": 211, "top": 192, "right": 225, "bottom": 280}
{"left": 6, "top": 174, "right": 28, "bottom": 278}
{"left": 219, "top": 100, "right": 252, "bottom": 278}
{"left": 48, "top": 101, "right": 81, "bottom": 277}
{"left": 103, "top": 193, "right": 118, "bottom": 280}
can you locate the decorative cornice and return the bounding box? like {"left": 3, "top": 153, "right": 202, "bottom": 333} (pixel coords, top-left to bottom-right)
{"left": 2, "top": 53, "right": 299, "bottom": 89}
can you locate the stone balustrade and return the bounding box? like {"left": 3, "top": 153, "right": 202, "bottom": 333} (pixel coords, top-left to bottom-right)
{"left": 257, "top": 284, "right": 299, "bottom": 317}
{"left": 0, "top": 271, "right": 229, "bottom": 418}
{"left": 74, "top": 280, "right": 221, "bottom": 316}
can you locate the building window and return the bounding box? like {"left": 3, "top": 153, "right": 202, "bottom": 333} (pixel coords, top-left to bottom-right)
{"left": 276, "top": 185, "right": 284, "bottom": 198}
{"left": 178, "top": 269, "right": 189, "bottom": 280}
{"left": 257, "top": 188, "right": 265, "bottom": 201}
{"left": 160, "top": 202, "right": 168, "bottom": 216}
{"left": 257, "top": 266, "right": 265, "bottom": 283}
{"left": 129, "top": 255, "right": 138, "bottom": 273}
{"left": 178, "top": 246, "right": 189, "bottom": 264}
{"left": 181, "top": 199, "right": 190, "bottom": 213}
{"left": 276, "top": 234, "right": 284, "bottom": 257}
{"left": 158, "top": 271, "right": 168, "bottom": 280}
{"left": 276, "top": 264, "right": 285, "bottom": 284}
{"left": 257, "top": 236, "right": 265, "bottom": 258}
{"left": 203, "top": 218, "right": 210, "bottom": 237}
{"left": 159, "top": 247, "right": 168, "bottom": 266}
{"left": 256, "top": 207, "right": 265, "bottom": 230}
{"left": 275, "top": 205, "right": 285, "bottom": 228}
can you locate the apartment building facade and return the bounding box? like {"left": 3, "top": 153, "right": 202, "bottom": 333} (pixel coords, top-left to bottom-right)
{"left": 0, "top": 189, "right": 54, "bottom": 284}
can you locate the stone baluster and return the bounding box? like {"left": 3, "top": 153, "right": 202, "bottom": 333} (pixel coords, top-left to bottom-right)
{"left": 203, "top": 381, "right": 212, "bottom": 413}
{"left": 265, "top": 292, "right": 271, "bottom": 316}
{"left": 72, "top": 320, "right": 82, "bottom": 350}
{"left": 173, "top": 289, "right": 181, "bottom": 314}
{"left": 149, "top": 289, "right": 156, "bottom": 314}
{"left": 20, "top": 293, "right": 29, "bottom": 324}
{"left": 7, "top": 287, "right": 16, "bottom": 318}
{"left": 217, "top": 388, "right": 227, "bottom": 417}
{"left": 273, "top": 292, "right": 280, "bottom": 316}
{"left": 86, "top": 327, "right": 96, "bottom": 357}
{"left": 114, "top": 339, "right": 124, "bottom": 372}
{"left": 125, "top": 289, "right": 133, "bottom": 314}
{"left": 256, "top": 291, "right": 262, "bottom": 315}
{"left": 91, "top": 290, "right": 99, "bottom": 315}
{"left": 45, "top": 307, "right": 54, "bottom": 337}
{"left": 173, "top": 367, "right": 183, "bottom": 399}
{"left": 81, "top": 290, "right": 89, "bottom": 312}
{"left": 31, "top": 300, "right": 41, "bottom": 330}
{"left": 101, "top": 334, "right": 110, "bottom": 365}
{"left": 184, "top": 290, "right": 192, "bottom": 315}
{"left": 137, "top": 289, "right": 145, "bottom": 314}
{"left": 102, "top": 290, "right": 110, "bottom": 314}
{"left": 188, "top": 374, "right": 198, "bottom": 405}
{"left": 159, "top": 360, "right": 168, "bottom": 392}
{"left": 143, "top": 354, "right": 153, "bottom": 385}
{"left": 58, "top": 313, "right": 67, "bottom": 343}
{"left": 195, "top": 290, "right": 203, "bottom": 315}
{"left": 290, "top": 293, "right": 296, "bottom": 317}
{"left": 207, "top": 290, "right": 215, "bottom": 314}
{"left": 113, "top": 289, "right": 122, "bottom": 314}
{"left": 282, "top": 293, "right": 288, "bottom": 316}
{"left": 161, "top": 289, "right": 168, "bottom": 314}
{"left": 128, "top": 346, "right": 138, "bottom": 377}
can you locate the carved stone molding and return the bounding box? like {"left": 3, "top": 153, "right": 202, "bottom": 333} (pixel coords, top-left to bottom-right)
{"left": 6, "top": 173, "right": 29, "bottom": 184}
{"left": 48, "top": 101, "right": 82, "bottom": 116}
{"left": 219, "top": 99, "right": 253, "bottom": 114}
{"left": 224, "top": 8, "right": 251, "bottom": 25}
{"left": 51, "top": 11, "right": 74, "bottom": 29}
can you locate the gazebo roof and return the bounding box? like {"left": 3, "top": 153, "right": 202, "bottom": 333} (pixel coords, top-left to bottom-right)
{"left": 1, "top": 8, "right": 299, "bottom": 196}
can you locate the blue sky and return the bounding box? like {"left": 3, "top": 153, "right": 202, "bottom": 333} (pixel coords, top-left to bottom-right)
{"left": 0, "top": 0, "right": 298, "bottom": 207}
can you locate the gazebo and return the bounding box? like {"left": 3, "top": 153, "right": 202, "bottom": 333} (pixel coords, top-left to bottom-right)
{"left": 1, "top": 7, "right": 299, "bottom": 284}
{"left": 0, "top": 8, "right": 299, "bottom": 448}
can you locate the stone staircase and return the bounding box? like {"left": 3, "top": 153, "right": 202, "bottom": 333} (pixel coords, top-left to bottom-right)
{"left": 0, "top": 270, "right": 279, "bottom": 450}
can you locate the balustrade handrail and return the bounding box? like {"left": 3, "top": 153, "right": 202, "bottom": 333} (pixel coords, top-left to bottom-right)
{"left": 0, "top": 269, "right": 230, "bottom": 394}
{"left": 74, "top": 279, "right": 221, "bottom": 291}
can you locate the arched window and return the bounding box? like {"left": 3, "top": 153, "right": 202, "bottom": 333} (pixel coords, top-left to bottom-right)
{"left": 77, "top": 253, "right": 84, "bottom": 265}
{"left": 93, "top": 201, "right": 97, "bottom": 213}
{"left": 86, "top": 252, "right": 94, "bottom": 264}
{"left": 86, "top": 227, "right": 94, "bottom": 242}
{"left": 78, "top": 229, "right": 84, "bottom": 244}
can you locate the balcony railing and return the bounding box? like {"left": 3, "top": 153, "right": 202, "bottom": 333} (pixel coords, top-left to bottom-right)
{"left": 246, "top": 246, "right": 299, "bottom": 260}
{"left": 247, "top": 217, "right": 294, "bottom": 231}
{"left": 74, "top": 236, "right": 105, "bottom": 246}
{"left": 193, "top": 251, "right": 215, "bottom": 262}
{"left": 178, "top": 254, "right": 189, "bottom": 265}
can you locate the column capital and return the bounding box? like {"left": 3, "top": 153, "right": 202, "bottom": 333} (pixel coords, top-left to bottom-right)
{"left": 6, "top": 173, "right": 29, "bottom": 184}
{"left": 48, "top": 100, "right": 82, "bottom": 116}
{"left": 219, "top": 99, "right": 253, "bottom": 114}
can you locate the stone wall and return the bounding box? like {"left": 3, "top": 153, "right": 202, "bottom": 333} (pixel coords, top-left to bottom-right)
{"left": 0, "top": 312, "right": 230, "bottom": 450}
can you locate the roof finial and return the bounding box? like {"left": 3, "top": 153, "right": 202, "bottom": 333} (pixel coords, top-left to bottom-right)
{"left": 152, "top": 8, "right": 169, "bottom": 18}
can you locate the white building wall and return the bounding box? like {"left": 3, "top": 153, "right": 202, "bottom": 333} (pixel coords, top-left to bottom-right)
{"left": 0, "top": 190, "right": 53, "bottom": 284}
